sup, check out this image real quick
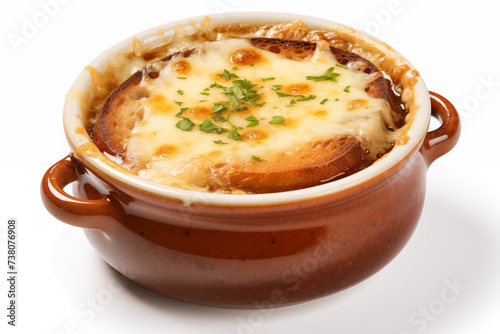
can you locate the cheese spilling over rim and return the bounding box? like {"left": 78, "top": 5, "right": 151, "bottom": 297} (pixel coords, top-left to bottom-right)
{"left": 113, "top": 38, "right": 400, "bottom": 192}
{"left": 68, "top": 17, "right": 425, "bottom": 202}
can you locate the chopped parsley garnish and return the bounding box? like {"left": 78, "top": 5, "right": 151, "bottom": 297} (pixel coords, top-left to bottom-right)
{"left": 251, "top": 155, "right": 262, "bottom": 162}
{"left": 175, "top": 108, "right": 188, "bottom": 117}
{"left": 199, "top": 100, "right": 207, "bottom": 102}
{"left": 199, "top": 92, "right": 210, "bottom": 96}
{"left": 306, "top": 67, "right": 340, "bottom": 82}
{"left": 297, "top": 95, "right": 316, "bottom": 101}
{"left": 212, "top": 115, "right": 225, "bottom": 122}
{"left": 175, "top": 117, "right": 195, "bottom": 131}
{"left": 212, "top": 114, "right": 230, "bottom": 122}
{"left": 271, "top": 85, "right": 282, "bottom": 91}
{"left": 210, "top": 82, "right": 224, "bottom": 89}
{"left": 343, "top": 85, "right": 351, "bottom": 93}
{"left": 289, "top": 99, "right": 296, "bottom": 106}
{"left": 228, "top": 127, "right": 243, "bottom": 141}
{"left": 232, "top": 66, "right": 239, "bottom": 71}
{"left": 210, "top": 79, "right": 264, "bottom": 112}
{"left": 245, "top": 116, "right": 259, "bottom": 127}
{"left": 320, "top": 98, "right": 329, "bottom": 105}
{"left": 336, "top": 63, "right": 348, "bottom": 69}
{"left": 212, "top": 102, "right": 229, "bottom": 114}
{"left": 276, "top": 92, "right": 304, "bottom": 98}
{"left": 177, "top": 90, "right": 184, "bottom": 95}
{"left": 261, "top": 77, "right": 275, "bottom": 81}
{"left": 177, "top": 77, "right": 187, "bottom": 79}
{"left": 221, "top": 69, "right": 239, "bottom": 80}
{"left": 269, "top": 115, "right": 285, "bottom": 125}
{"left": 214, "top": 140, "right": 229, "bottom": 145}
{"left": 335, "top": 98, "right": 340, "bottom": 101}
{"left": 199, "top": 119, "right": 227, "bottom": 134}
{"left": 174, "top": 100, "right": 183, "bottom": 106}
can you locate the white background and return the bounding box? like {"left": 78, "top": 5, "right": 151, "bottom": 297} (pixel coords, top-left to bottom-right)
{"left": 1, "top": 0, "right": 499, "bottom": 333}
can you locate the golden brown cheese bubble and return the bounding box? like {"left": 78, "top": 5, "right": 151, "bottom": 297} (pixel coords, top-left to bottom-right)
{"left": 284, "top": 83, "right": 311, "bottom": 95}
{"left": 229, "top": 49, "right": 264, "bottom": 65}
{"left": 241, "top": 129, "right": 268, "bottom": 140}
{"left": 312, "top": 109, "right": 328, "bottom": 117}
{"left": 186, "top": 107, "right": 212, "bottom": 121}
{"left": 154, "top": 144, "right": 178, "bottom": 158}
{"left": 348, "top": 99, "right": 369, "bottom": 111}
{"left": 172, "top": 60, "right": 192, "bottom": 74}
{"left": 146, "top": 94, "right": 173, "bottom": 113}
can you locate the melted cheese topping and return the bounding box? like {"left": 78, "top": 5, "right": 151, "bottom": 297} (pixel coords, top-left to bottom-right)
{"left": 116, "top": 38, "right": 399, "bottom": 191}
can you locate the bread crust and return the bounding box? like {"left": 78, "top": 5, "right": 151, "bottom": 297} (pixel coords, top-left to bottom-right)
{"left": 92, "top": 38, "right": 404, "bottom": 193}
{"left": 205, "top": 136, "right": 369, "bottom": 193}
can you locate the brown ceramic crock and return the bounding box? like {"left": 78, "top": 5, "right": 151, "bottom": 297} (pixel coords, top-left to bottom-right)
{"left": 41, "top": 13, "right": 460, "bottom": 308}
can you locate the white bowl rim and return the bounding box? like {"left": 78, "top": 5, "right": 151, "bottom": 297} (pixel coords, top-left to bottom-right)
{"left": 63, "top": 12, "right": 431, "bottom": 206}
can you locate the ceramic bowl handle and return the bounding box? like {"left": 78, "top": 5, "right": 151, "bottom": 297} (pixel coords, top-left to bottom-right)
{"left": 421, "top": 92, "right": 461, "bottom": 166}
{"left": 41, "top": 155, "right": 124, "bottom": 233}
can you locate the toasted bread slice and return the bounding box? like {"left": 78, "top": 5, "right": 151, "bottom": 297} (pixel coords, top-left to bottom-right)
{"left": 92, "top": 37, "right": 404, "bottom": 193}
{"left": 205, "top": 136, "right": 368, "bottom": 193}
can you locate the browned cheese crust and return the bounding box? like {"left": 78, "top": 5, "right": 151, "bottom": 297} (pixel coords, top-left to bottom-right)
{"left": 92, "top": 38, "right": 405, "bottom": 193}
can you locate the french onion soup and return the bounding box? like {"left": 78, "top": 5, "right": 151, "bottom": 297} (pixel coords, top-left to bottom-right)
{"left": 80, "top": 19, "right": 413, "bottom": 194}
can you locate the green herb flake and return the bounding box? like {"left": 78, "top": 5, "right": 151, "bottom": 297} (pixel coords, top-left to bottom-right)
{"left": 232, "top": 66, "right": 239, "bottom": 71}
{"left": 212, "top": 102, "right": 228, "bottom": 114}
{"left": 289, "top": 99, "right": 296, "bottom": 106}
{"left": 175, "top": 108, "right": 188, "bottom": 117}
{"left": 200, "top": 92, "right": 210, "bottom": 96}
{"left": 251, "top": 155, "right": 262, "bottom": 162}
{"left": 335, "top": 98, "right": 340, "bottom": 101}
{"left": 175, "top": 117, "right": 195, "bottom": 131}
{"left": 297, "top": 95, "right": 316, "bottom": 102}
{"left": 199, "top": 119, "right": 226, "bottom": 134}
{"left": 245, "top": 116, "right": 259, "bottom": 122}
{"left": 212, "top": 114, "right": 227, "bottom": 122}
{"left": 221, "top": 69, "right": 239, "bottom": 80}
{"left": 177, "top": 77, "right": 187, "bottom": 80}
{"left": 249, "top": 101, "right": 266, "bottom": 108}
{"left": 245, "top": 116, "right": 259, "bottom": 127}
{"left": 343, "top": 85, "right": 351, "bottom": 93}
{"left": 228, "top": 128, "right": 244, "bottom": 141}
{"left": 261, "top": 77, "right": 275, "bottom": 82}
{"left": 336, "top": 63, "right": 348, "bottom": 69}
{"left": 214, "top": 140, "right": 229, "bottom": 145}
{"left": 236, "top": 106, "right": 249, "bottom": 111}
{"left": 177, "top": 90, "right": 184, "bottom": 95}
{"left": 269, "top": 116, "right": 285, "bottom": 125}
{"left": 223, "top": 79, "right": 263, "bottom": 111}
{"left": 271, "top": 85, "right": 282, "bottom": 91}
{"left": 199, "top": 100, "right": 208, "bottom": 102}
{"left": 305, "top": 67, "right": 340, "bottom": 82}
{"left": 210, "top": 82, "right": 224, "bottom": 89}
{"left": 320, "top": 98, "right": 329, "bottom": 105}
{"left": 276, "top": 92, "right": 305, "bottom": 98}
{"left": 174, "top": 100, "right": 183, "bottom": 106}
